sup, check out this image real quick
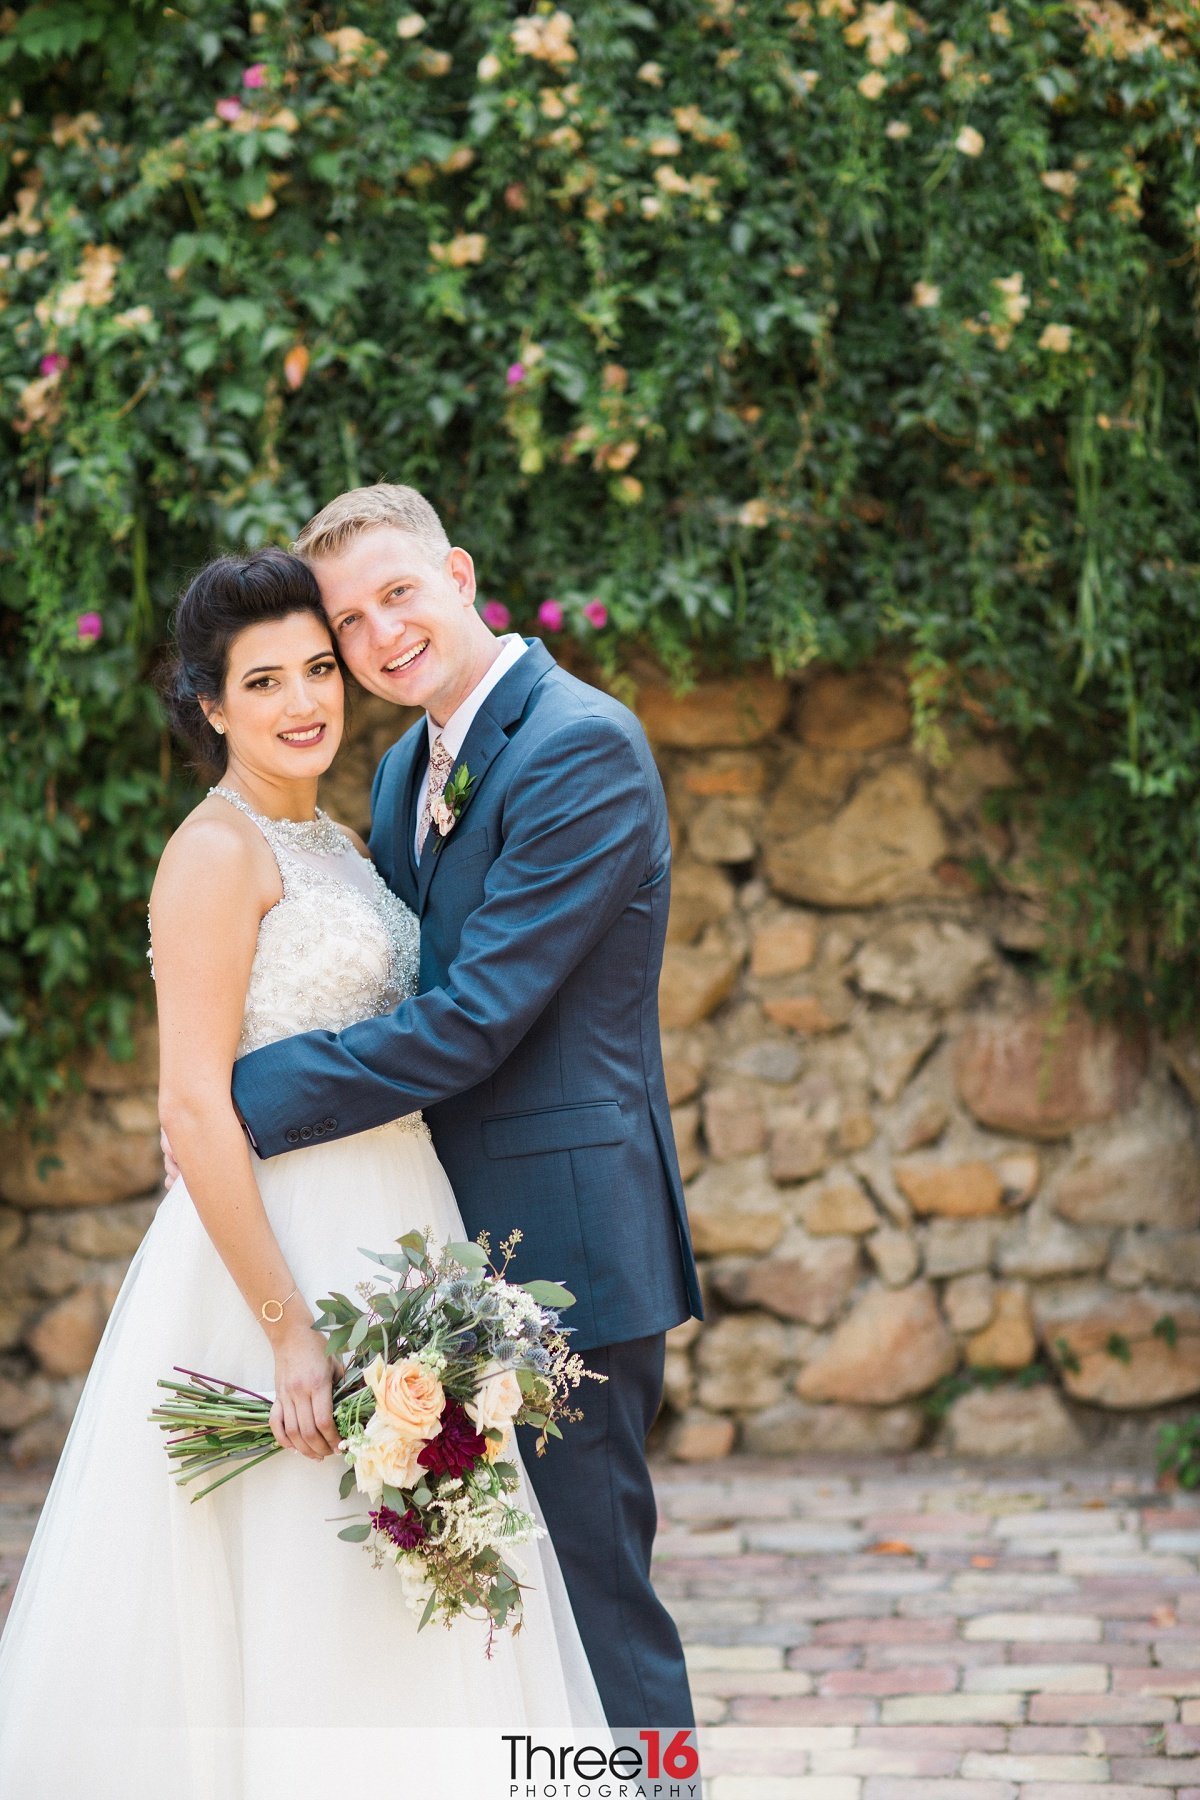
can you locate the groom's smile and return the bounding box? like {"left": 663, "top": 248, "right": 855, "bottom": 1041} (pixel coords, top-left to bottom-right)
{"left": 383, "top": 637, "right": 431, "bottom": 678}
{"left": 305, "top": 523, "right": 508, "bottom": 726}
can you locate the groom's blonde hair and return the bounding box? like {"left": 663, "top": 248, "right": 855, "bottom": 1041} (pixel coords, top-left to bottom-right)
{"left": 293, "top": 483, "right": 452, "bottom": 567}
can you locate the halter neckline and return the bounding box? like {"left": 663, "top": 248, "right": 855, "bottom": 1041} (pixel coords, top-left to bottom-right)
{"left": 208, "top": 785, "right": 349, "bottom": 855}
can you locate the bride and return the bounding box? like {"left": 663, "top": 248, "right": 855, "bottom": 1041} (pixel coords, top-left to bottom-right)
{"left": 0, "top": 547, "right": 605, "bottom": 1798}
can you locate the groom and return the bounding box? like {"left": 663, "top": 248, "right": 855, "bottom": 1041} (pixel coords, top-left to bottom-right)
{"left": 228, "top": 483, "right": 703, "bottom": 1731}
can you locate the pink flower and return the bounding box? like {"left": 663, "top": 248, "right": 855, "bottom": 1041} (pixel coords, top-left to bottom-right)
{"left": 506, "top": 361, "right": 527, "bottom": 387}
{"left": 242, "top": 63, "right": 267, "bottom": 88}
{"left": 215, "top": 98, "right": 243, "bottom": 122}
{"left": 537, "top": 599, "right": 564, "bottom": 632}
{"left": 481, "top": 599, "right": 511, "bottom": 631}
{"left": 582, "top": 599, "right": 608, "bottom": 629}
{"left": 431, "top": 799, "right": 457, "bottom": 838}
{"left": 39, "top": 353, "right": 68, "bottom": 378}
{"left": 76, "top": 612, "right": 103, "bottom": 642}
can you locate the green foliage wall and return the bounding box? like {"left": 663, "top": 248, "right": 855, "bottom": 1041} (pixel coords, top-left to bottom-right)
{"left": 2, "top": 0, "right": 1200, "bottom": 1116}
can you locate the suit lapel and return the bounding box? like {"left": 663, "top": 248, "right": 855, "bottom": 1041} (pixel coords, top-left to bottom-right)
{"left": 378, "top": 720, "right": 427, "bottom": 904}
{"left": 416, "top": 639, "right": 554, "bottom": 915}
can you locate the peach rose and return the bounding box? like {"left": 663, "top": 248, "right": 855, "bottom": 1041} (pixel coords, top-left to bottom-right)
{"left": 363, "top": 1354, "right": 445, "bottom": 1440}
{"left": 465, "top": 1361, "right": 524, "bottom": 1438}
{"left": 353, "top": 1413, "right": 424, "bottom": 1502}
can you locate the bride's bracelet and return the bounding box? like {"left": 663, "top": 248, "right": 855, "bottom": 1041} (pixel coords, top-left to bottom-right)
{"left": 260, "top": 1286, "right": 298, "bottom": 1324}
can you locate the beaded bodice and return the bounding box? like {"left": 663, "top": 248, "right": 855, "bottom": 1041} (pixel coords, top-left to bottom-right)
{"left": 149, "top": 786, "right": 420, "bottom": 1061}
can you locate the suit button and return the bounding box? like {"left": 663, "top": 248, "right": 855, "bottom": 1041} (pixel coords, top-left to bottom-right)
{"left": 285, "top": 1129, "right": 300, "bottom": 1145}
{"left": 323, "top": 1117, "right": 336, "bottom": 1130}
{"left": 299, "top": 1126, "right": 313, "bottom": 1141}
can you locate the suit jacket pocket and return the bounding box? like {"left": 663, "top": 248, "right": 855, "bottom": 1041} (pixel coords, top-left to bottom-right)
{"left": 482, "top": 1100, "right": 626, "bottom": 1159}
{"left": 446, "top": 824, "right": 491, "bottom": 860}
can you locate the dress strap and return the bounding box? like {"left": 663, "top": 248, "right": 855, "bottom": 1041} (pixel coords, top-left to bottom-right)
{"left": 207, "top": 785, "right": 350, "bottom": 858}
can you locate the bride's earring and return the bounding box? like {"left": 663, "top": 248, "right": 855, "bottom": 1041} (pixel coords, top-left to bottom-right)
{"left": 212, "top": 721, "right": 225, "bottom": 735}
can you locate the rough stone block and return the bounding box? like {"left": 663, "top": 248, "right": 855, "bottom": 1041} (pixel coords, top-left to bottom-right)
{"left": 939, "top": 1385, "right": 1084, "bottom": 1458}
{"left": 636, "top": 670, "right": 790, "bottom": 748}
{"left": 743, "top": 1396, "right": 925, "bottom": 1455}
{"left": 954, "top": 1007, "right": 1148, "bottom": 1141}
{"left": 765, "top": 764, "right": 948, "bottom": 908}
{"left": 896, "top": 1160, "right": 1005, "bottom": 1219}
{"left": 797, "top": 667, "right": 911, "bottom": 751}
{"left": 686, "top": 1157, "right": 790, "bottom": 1257}
{"left": 797, "top": 1280, "right": 957, "bottom": 1405}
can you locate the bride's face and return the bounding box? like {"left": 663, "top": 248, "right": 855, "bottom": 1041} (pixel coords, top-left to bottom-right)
{"left": 203, "top": 611, "right": 345, "bottom": 780}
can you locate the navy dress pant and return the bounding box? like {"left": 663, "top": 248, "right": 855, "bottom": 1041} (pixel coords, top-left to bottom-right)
{"left": 521, "top": 1332, "right": 695, "bottom": 1732}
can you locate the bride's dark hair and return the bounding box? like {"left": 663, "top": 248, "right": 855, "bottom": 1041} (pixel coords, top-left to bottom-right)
{"left": 158, "top": 547, "right": 335, "bottom": 775}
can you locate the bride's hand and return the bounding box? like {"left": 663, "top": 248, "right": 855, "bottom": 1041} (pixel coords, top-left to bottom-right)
{"left": 269, "top": 1320, "right": 342, "bottom": 1460}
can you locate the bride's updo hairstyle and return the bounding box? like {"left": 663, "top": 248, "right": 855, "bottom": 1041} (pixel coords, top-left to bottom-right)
{"left": 159, "top": 546, "right": 334, "bottom": 775}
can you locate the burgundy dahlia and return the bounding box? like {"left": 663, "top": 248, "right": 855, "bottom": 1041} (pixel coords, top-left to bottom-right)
{"left": 418, "top": 1398, "right": 487, "bottom": 1478}
{"left": 370, "top": 1504, "right": 427, "bottom": 1549}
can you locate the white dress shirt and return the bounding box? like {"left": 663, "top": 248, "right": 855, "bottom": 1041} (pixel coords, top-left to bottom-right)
{"left": 414, "top": 633, "right": 528, "bottom": 858}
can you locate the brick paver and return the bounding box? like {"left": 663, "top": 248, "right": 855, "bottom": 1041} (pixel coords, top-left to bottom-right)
{"left": 3, "top": 1450, "right": 1200, "bottom": 1795}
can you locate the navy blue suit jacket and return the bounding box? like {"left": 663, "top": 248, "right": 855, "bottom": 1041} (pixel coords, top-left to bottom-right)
{"left": 231, "top": 640, "right": 703, "bottom": 1352}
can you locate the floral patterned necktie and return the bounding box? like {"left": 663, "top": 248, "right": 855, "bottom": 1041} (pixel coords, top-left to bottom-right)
{"left": 417, "top": 734, "right": 455, "bottom": 856}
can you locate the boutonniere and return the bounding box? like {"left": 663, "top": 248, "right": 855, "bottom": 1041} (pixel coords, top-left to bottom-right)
{"left": 431, "top": 763, "right": 475, "bottom": 853}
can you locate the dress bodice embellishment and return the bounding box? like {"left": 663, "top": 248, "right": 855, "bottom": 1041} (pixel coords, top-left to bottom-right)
{"left": 146, "top": 785, "right": 422, "bottom": 1077}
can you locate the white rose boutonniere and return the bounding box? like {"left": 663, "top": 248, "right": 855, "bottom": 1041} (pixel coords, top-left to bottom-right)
{"left": 432, "top": 762, "right": 475, "bottom": 852}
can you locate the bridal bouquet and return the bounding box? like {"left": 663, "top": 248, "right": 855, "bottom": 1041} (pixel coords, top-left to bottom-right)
{"left": 149, "top": 1230, "right": 600, "bottom": 1644}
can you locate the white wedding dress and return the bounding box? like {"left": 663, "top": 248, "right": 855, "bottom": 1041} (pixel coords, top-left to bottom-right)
{"left": 0, "top": 788, "right": 605, "bottom": 1799}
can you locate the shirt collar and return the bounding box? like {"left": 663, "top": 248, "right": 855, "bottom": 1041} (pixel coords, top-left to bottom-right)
{"left": 426, "top": 634, "right": 528, "bottom": 760}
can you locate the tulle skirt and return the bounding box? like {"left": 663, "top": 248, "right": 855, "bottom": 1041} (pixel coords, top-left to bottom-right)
{"left": 0, "top": 1117, "right": 604, "bottom": 1799}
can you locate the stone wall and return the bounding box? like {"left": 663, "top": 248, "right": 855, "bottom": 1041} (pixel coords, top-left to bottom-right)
{"left": 3, "top": 659, "right": 1200, "bottom": 1468}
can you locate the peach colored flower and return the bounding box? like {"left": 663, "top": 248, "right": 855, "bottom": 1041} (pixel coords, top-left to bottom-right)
{"left": 433, "top": 232, "right": 488, "bottom": 267}
{"left": 912, "top": 280, "right": 941, "bottom": 308}
{"left": 284, "top": 343, "right": 310, "bottom": 389}
{"left": 654, "top": 165, "right": 690, "bottom": 195}
{"left": 396, "top": 12, "right": 427, "bottom": 36}
{"left": 465, "top": 1362, "right": 524, "bottom": 1437}
{"left": 885, "top": 119, "right": 911, "bottom": 139}
{"left": 989, "top": 9, "right": 1012, "bottom": 37}
{"left": 511, "top": 10, "right": 577, "bottom": 66}
{"left": 1039, "top": 323, "right": 1073, "bottom": 352}
{"left": 637, "top": 60, "right": 663, "bottom": 85}
{"left": 431, "top": 799, "right": 456, "bottom": 837}
{"left": 79, "top": 244, "right": 121, "bottom": 305}
{"left": 858, "top": 70, "right": 887, "bottom": 99}
{"left": 845, "top": 2, "right": 909, "bottom": 66}
{"left": 353, "top": 1413, "right": 424, "bottom": 1502}
{"left": 1041, "top": 169, "right": 1078, "bottom": 198}
{"left": 995, "top": 271, "right": 1028, "bottom": 324}
{"left": 738, "top": 498, "right": 770, "bottom": 528}
{"left": 477, "top": 52, "right": 502, "bottom": 81}
{"left": 363, "top": 1353, "right": 444, "bottom": 1439}
{"left": 955, "top": 125, "right": 985, "bottom": 157}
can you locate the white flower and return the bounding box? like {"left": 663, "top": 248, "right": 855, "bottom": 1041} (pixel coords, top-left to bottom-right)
{"left": 955, "top": 125, "right": 985, "bottom": 157}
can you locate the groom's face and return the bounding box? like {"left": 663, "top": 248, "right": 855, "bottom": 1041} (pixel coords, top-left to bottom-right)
{"left": 311, "top": 525, "right": 480, "bottom": 719}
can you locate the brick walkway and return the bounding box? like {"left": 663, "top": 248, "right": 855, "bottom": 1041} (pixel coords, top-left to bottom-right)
{"left": 5, "top": 1451, "right": 1200, "bottom": 1796}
